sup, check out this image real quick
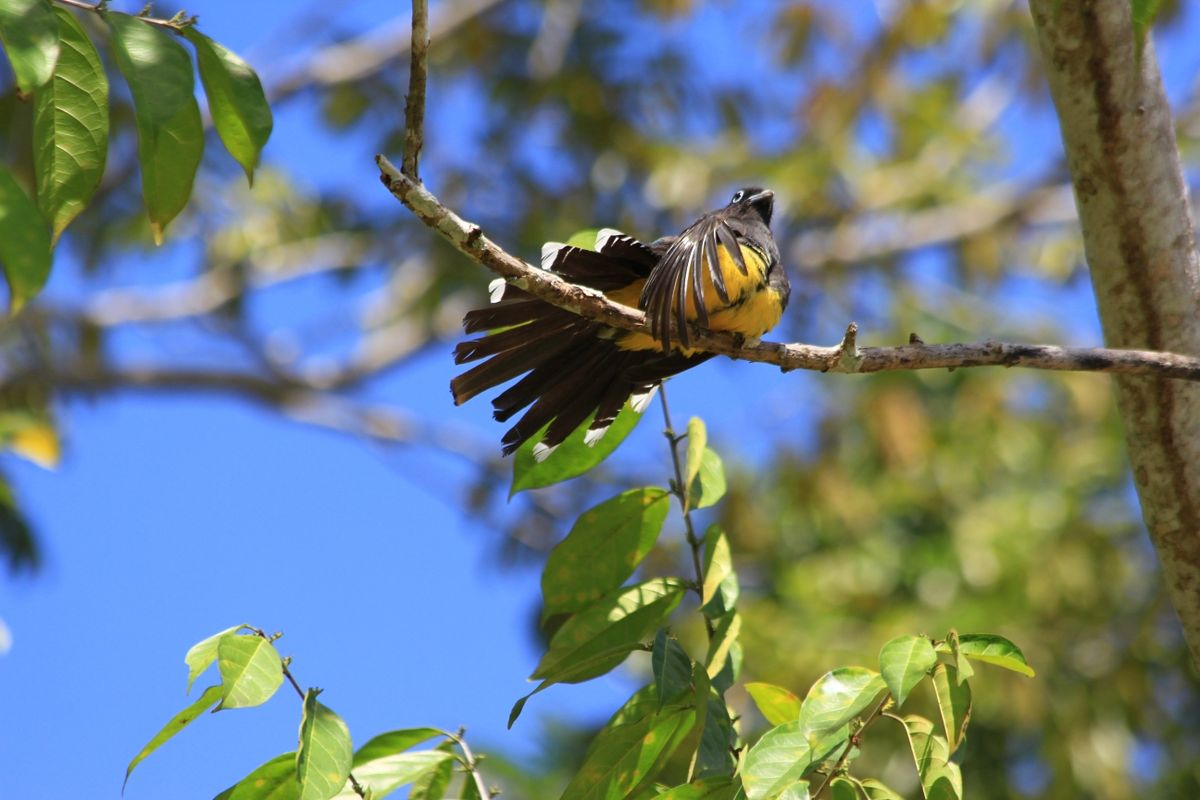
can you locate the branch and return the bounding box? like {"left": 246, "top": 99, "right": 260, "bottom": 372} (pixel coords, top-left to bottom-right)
{"left": 402, "top": 0, "right": 429, "bottom": 179}
{"left": 54, "top": 0, "right": 197, "bottom": 31}
{"left": 376, "top": 156, "right": 1200, "bottom": 383}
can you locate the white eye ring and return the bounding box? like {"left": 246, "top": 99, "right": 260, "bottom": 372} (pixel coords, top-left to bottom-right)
{"left": 731, "top": 190, "right": 745, "bottom": 203}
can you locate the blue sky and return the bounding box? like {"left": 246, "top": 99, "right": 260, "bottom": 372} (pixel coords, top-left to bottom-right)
{"left": 2, "top": 1, "right": 1200, "bottom": 797}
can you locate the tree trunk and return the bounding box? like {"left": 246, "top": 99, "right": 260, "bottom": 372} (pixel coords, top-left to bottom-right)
{"left": 1029, "top": 1, "right": 1200, "bottom": 663}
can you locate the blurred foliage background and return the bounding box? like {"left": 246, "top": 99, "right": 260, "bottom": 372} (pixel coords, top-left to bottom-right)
{"left": 3, "top": 0, "right": 1200, "bottom": 797}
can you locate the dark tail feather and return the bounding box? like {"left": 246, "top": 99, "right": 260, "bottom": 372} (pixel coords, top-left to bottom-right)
{"left": 454, "top": 315, "right": 578, "bottom": 364}
{"left": 499, "top": 342, "right": 614, "bottom": 455}
{"left": 450, "top": 333, "right": 577, "bottom": 406}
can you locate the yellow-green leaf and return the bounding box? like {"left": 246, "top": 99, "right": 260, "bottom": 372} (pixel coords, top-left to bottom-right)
{"left": 685, "top": 417, "right": 707, "bottom": 486}
{"left": 541, "top": 487, "right": 669, "bottom": 618}
{"left": 879, "top": 635, "right": 937, "bottom": 707}
{"left": 687, "top": 448, "right": 725, "bottom": 510}
{"left": 931, "top": 663, "right": 971, "bottom": 754}
{"left": 184, "top": 624, "right": 249, "bottom": 692}
{"left": 297, "top": 691, "right": 353, "bottom": 800}
{"left": 217, "top": 633, "right": 284, "bottom": 709}
{"left": 124, "top": 684, "right": 223, "bottom": 789}
{"left": 511, "top": 404, "right": 644, "bottom": 494}
{"left": 745, "top": 681, "right": 801, "bottom": 726}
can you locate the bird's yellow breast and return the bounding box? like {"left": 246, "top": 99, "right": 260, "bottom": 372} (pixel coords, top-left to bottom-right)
{"left": 612, "top": 241, "right": 784, "bottom": 353}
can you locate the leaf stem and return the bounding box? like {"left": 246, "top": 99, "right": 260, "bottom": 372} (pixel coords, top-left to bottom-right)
{"left": 53, "top": 0, "right": 197, "bottom": 31}
{"left": 658, "top": 386, "right": 714, "bottom": 640}
{"left": 249, "top": 628, "right": 367, "bottom": 798}
{"left": 811, "top": 694, "right": 892, "bottom": 797}
{"left": 441, "top": 727, "right": 492, "bottom": 800}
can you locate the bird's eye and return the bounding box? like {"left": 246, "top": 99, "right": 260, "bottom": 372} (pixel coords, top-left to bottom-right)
{"left": 731, "top": 190, "right": 745, "bottom": 203}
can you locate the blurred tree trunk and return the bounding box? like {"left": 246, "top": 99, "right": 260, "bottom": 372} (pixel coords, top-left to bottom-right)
{"left": 1029, "top": 1, "right": 1200, "bottom": 664}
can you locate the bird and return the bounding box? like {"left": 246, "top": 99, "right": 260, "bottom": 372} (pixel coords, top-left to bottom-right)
{"left": 450, "top": 187, "right": 789, "bottom": 459}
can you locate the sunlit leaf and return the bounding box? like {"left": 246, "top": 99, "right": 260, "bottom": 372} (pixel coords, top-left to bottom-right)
{"left": 889, "top": 714, "right": 962, "bottom": 800}
{"left": 798, "top": 668, "right": 886, "bottom": 735}
{"left": 511, "top": 405, "right": 643, "bottom": 494}
{"left": 532, "top": 578, "right": 687, "bottom": 682}
{"left": 955, "top": 633, "right": 1035, "bottom": 677}
{"left": 184, "top": 29, "right": 273, "bottom": 184}
{"left": 0, "top": 0, "right": 58, "bottom": 93}
{"left": 217, "top": 634, "right": 284, "bottom": 709}
{"left": 857, "top": 778, "right": 905, "bottom": 800}
{"left": 0, "top": 166, "right": 51, "bottom": 313}
{"left": 704, "top": 611, "right": 742, "bottom": 682}
{"left": 33, "top": 6, "right": 107, "bottom": 244}
{"left": 557, "top": 700, "right": 697, "bottom": 800}
{"left": 335, "top": 751, "right": 453, "bottom": 799}
{"left": 688, "top": 448, "right": 726, "bottom": 510}
{"left": 184, "top": 624, "right": 249, "bottom": 693}
{"left": 745, "top": 682, "right": 801, "bottom": 727}
{"left": 124, "top": 684, "right": 222, "bottom": 789}
{"left": 656, "top": 776, "right": 736, "bottom": 799}
{"left": 106, "top": 12, "right": 203, "bottom": 244}
{"left": 542, "top": 487, "right": 669, "bottom": 618}
{"left": 701, "top": 525, "right": 735, "bottom": 612}
{"left": 7, "top": 420, "right": 59, "bottom": 468}
{"left": 353, "top": 728, "right": 442, "bottom": 766}
{"left": 223, "top": 752, "right": 299, "bottom": 800}
{"left": 407, "top": 742, "right": 454, "bottom": 800}
{"left": 931, "top": 664, "right": 971, "bottom": 754}
{"left": 740, "top": 721, "right": 815, "bottom": 800}
{"left": 878, "top": 635, "right": 936, "bottom": 707}
{"left": 685, "top": 417, "right": 707, "bottom": 486}
{"left": 297, "top": 691, "right": 353, "bottom": 800}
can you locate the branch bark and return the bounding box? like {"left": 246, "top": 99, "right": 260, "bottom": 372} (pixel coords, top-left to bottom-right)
{"left": 1029, "top": 1, "right": 1200, "bottom": 663}
{"left": 377, "top": 156, "right": 1200, "bottom": 383}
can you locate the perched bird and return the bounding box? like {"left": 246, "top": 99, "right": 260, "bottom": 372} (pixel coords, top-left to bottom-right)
{"left": 451, "top": 187, "right": 789, "bottom": 458}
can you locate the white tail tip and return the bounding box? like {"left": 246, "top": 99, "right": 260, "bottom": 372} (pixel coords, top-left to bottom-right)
{"left": 488, "top": 278, "right": 506, "bottom": 303}
{"left": 532, "top": 442, "right": 558, "bottom": 462}
{"left": 541, "top": 242, "right": 566, "bottom": 271}
{"left": 630, "top": 385, "right": 659, "bottom": 413}
{"left": 584, "top": 425, "right": 609, "bottom": 447}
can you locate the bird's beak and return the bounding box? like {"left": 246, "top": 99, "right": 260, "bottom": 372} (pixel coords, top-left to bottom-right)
{"left": 747, "top": 189, "right": 774, "bottom": 204}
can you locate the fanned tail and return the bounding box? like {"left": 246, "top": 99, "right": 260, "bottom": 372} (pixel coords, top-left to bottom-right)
{"left": 450, "top": 230, "right": 706, "bottom": 457}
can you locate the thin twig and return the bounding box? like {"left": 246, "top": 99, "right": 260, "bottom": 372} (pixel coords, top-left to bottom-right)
{"left": 53, "top": 0, "right": 197, "bottom": 31}
{"left": 375, "top": 156, "right": 1200, "bottom": 383}
{"left": 659, "top": 386, "right": 714, "bottom": 640}
{"left": 403, "top": 0, "right": 430, "bottom": 179}
{"left": 441, "top": 727, "right": 492, "bottom": 800}
{"left": 250, "top": 629, "right": 368, "bottom": 798}
{"left": 811, "top": 694, "right": 891, "bottom": 797}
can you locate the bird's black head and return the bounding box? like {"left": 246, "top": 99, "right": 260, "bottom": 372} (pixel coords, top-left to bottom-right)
{"left": 728, "top": 186, "right": 774, "bottom": 226}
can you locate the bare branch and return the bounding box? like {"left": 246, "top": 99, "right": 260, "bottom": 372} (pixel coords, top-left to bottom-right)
{"left": 376, "top": 155, "right": 1200, "bottom": 383}
{"left": 402, "top": 0, "right": 430, "bottom": 179}
{"left": 53, "top": 0, "right": 197, "bottom": 31}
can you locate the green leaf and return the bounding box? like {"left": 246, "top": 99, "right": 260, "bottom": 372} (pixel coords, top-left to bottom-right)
{"left": 878, "top": 635, "right": 937, "bottom": 707}
{"left": 704, "top": 611, "right": 742, "bottom": 683}
{"left": 701, "top": 524, "right": 737, "bottom": 615}
{"left": 532, "top": 577, "right": 687, "bottom": 682}
{"left": 889, "top": 714, "right": 962, "bottom": 800}
{"left": 0, "top": 0, "right": 58, "bottom": 93}
{"left": 688, "top": 448, "right": 726, "bottom": 510}
{"left": 183, "top": 29, "right": 272, "bottom": 184}
{"left": 943, "top": 631, "right": 974, "bottom": 684}
{"left": 33, "top": 6, "right": 108, "bottom": 245}
{"left": 955, "top": 633, "right": 1035, "bottom": 677}
{"left": 511, "top": 404, "right": 644, "bottom": 494}
{"left": 1131, "top": 0, "right": 1163, "bottom": 49}
{"left": 685, "top": 417, "right": 707, "bottom": 486}
{"left": 184, "top": 624, "right": 249, "bottom": 693}
{"left": 408, "top": 742, "right": 454, "bottom": 800}
{"left": 930, "top": 664, "right": 971, "bottom": 754}
{"left": 541, "top": 487, "right": 670, "bottom": 618}
{"left": 216, "top": 634, "right": 284, "bottom": 709}
{"left": 336, "top": 751, "right": 453, "bottom": 799}
{"left": 0, "top": 166, "right": 51, "bottom": 313}
{"left": 558, "top": 701, "right": 698, "bottom": 800}
{"left": 297, "top": 691, "right": 353, "bottom": 800}
{"left": 776, "top": 783, "right": 811, "bottom": 800}
{"left": 829, "top": 779, "right": 857, "bottom": 800}
{"left": 798, "top": 668, "right": 886, "bottom": 736}
{"left": 224, "top": 752, "right": 300, "bottom": 800}
{"left": 124, "top": 684, "right": 222, "bottom": 789}
{"left": 106, "top": 12, "right": 203, "bottom": 244}
{"left": 695, "top": 691, "right": 737, "bottom": 778}
{"left": 353, "top": 728, "right": 442, "bottom": 767}
{"left": 567, "top": 228, "right": 600, "bottom": 248}
{"left": 656, "top": 776, "right": 736, "bottom": 799}
{"left": 745, "top": 682, "right": 801, "bottom": 727}
{"left": 740, "top": 721, "right": 815, "bottom": 800}
{"left": 857, "top": 778, "right": 905, "bottom": 800}
{"left": 653, "top": 630, "right": 694, "bottom": 707}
